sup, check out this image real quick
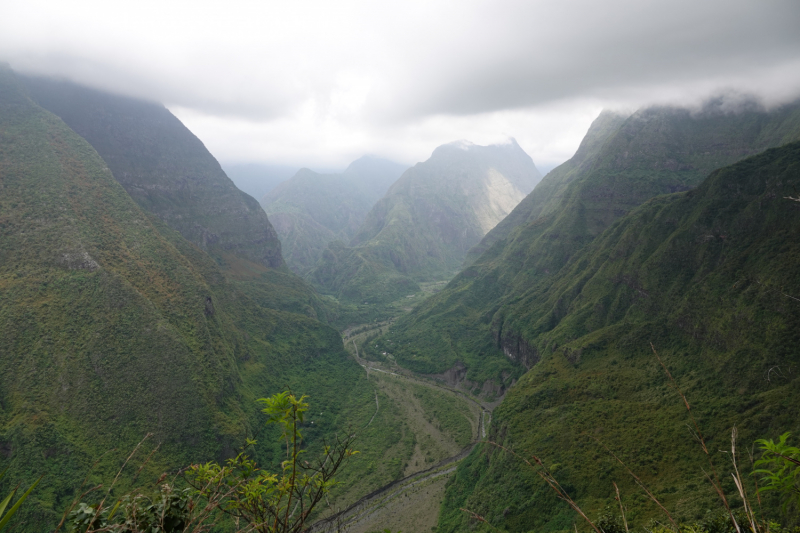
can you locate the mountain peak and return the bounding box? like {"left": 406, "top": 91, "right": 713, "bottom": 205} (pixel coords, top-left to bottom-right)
{"left": 448, "top": 139, "right": 476, "bottom": 150}
{"left": 311, "top": 135, "right": 543, "bottom": 303}
{"left": 431, "top": 138, "right": 529, "bottom": 163}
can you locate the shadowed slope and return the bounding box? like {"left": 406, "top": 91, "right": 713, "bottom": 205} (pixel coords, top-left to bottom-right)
{"left": 21, "top": 75, "right": 284, "bottom": 269}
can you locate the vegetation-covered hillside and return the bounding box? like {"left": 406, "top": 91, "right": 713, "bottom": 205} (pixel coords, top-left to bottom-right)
{"left": 435, "top": 140, "right": 800, "bottom": 532}
{"left": 20, "top": 75, "right": 345, "bottom": 322}
{"left": 375, "top": 99, "right": 800, "bottom": 387}
{"left": 262, "top": 156, "right": 407, "bottom": 275}
{"left": 21, "top": 75, "right": 284, "bottom": 270}
{"left": 0, "top": 66, "right": 409, "bottom": 530}
{"left": 312, "top": 139, "right": 542, "bottom": 304}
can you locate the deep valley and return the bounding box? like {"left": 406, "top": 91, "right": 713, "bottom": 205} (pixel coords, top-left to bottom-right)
{"left": 1, "top": 53, "right": 800, "bottom": 533}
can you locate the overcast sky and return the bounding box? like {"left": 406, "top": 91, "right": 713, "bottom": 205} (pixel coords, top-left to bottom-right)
{"left": 2, "top": 0, "right": 800, "bottom": 170}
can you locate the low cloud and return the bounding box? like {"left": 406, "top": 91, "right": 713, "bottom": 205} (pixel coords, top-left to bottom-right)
{"left": 2, "top": 0, "right": 799, "bottom": 167}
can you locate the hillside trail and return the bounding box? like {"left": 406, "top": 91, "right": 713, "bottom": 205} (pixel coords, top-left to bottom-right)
{"left": 312, "top": 322, "right": 501, "bottom": 532}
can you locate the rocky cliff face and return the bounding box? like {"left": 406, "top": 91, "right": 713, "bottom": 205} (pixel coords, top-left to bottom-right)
{"left": 465, "top": 110, "right": 629, "bottom": 265}
{"left": 22, "top": 75, "right": 284, "bottom": 269}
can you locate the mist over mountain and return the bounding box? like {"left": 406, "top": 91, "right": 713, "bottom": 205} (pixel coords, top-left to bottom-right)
{"left": 1, "top": 2, "right": 800, "bottom": 532}
{"left": 261, "top": 156, "right": 408, "bottom": 275}
{"left": 311, "top": 139, "right": 542, "bottom": 303}
{"left": 221, "top": 162, "right": 300, "bottom": 201}
{"left": 1, "top": 15, "right": 799, "bottom": 528}
{"left": 21, "top": 75, "right": 284, "bottom": 270}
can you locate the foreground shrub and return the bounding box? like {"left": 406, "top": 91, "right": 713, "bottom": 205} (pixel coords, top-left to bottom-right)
{"left": 63, "top": 391, "right": 357, "bottom": 533}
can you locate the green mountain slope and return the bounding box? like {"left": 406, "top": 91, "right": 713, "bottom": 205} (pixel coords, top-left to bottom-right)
{"left": 21, "top": 75, "right": 284, "bottom": 270}
{"left": 375, "top": 100, "right": 800, "bottom": 387}
{"left": 0, "top": 67, "right": 407, "bottom": 529}
{"left": 262, "top": 156, "right": 407, "bottom": 275}
{"left": 20, "top": 75, "right": 341, "bottom": 321}
{"left": 436, "top": 141, "right": 800, "bottom": 532}
{"left": 311, "top": 139, "right": 542, "bottom": 304}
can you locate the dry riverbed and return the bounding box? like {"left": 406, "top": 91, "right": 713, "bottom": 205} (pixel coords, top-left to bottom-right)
{"left": 319, "top": 319, "right": 496, "bottom": 532}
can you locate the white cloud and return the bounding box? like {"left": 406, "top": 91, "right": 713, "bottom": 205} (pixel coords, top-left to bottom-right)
{"left": 173, "top": 97, "right": 603, "bottom": 171}
{"left": 2, "top": 0, "right": 799, "bottom": 168}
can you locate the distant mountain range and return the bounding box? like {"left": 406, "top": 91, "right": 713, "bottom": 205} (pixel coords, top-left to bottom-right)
{"left": 311, "top": 139, "right": 542, "bottom": 303}
{"left": 261, "top": 156, "right": 408, "bottom": 275}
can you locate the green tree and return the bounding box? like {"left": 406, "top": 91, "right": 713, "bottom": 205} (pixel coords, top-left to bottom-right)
{"left": 189, "top": 391, "right": 357, "bottom": 532}
{"left": 64, "top": 391, "right": 357, "bottom": 533}
{"left": 754, "top": 432, "right": 800, "bottom": 514}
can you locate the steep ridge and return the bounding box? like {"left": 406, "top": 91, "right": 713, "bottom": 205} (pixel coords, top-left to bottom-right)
{"left": 373, "top": 99, "right": 800, "bottom": 388}
{"left": 21, "top": 75, "right": 284, "bottom": 270}
{"left": 463, "top": 110, "right": 630, "bottom": 265}
{"left": 262, "top": 156, "right": 407, "bottom": 275}
{"left": 311, "top": 139, "right": 542, "bottom": 304}
{"left": 436, "top": 141, "right": 800, "bottom": 532}
{"left": 20, "top": 75, "right": 340, "bottom": 321}
{"left": 0, "top": 67, "right": 405, "bottom": 528}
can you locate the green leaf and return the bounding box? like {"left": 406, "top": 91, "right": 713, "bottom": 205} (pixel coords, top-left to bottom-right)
{"left": 0, "top": 487, "right": 17, "bottom": 520}
{"left": 0, "top": 475, "right": 42, "bottom": 531}
{"left": 107, "top": 499, "right": 123, "bottom": 521}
